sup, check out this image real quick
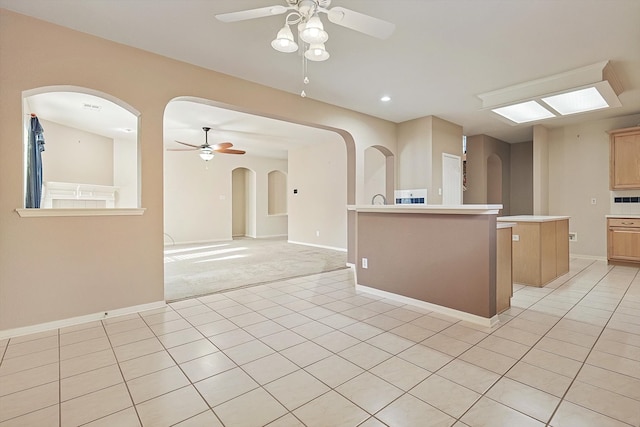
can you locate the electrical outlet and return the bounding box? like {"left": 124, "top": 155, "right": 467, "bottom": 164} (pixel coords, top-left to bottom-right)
{"left": 569, "top": 232, "right": 577, "bottom": 242}
{"left": 512, "top": 234, "right": 520, "bottom": 241}
{"left": 591, "top": 198, "right": 597, "bottom": 205}
{"left": 361, "top": 258, "right": 368, "bottom": 269}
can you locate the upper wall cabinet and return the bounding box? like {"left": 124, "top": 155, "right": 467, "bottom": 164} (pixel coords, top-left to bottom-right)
{"left": 610, "top": 126, "right": 640, "bottom": 190}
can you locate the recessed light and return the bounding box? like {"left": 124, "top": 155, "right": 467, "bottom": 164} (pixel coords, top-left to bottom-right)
{"left": 541, "top": 87, "right": 609, "bottom": 115}
{"left": 492, "top": 100, "right": 555, "bottom": 124}
{"left": 380, "top": 96, "right": 391, "bottom": 102}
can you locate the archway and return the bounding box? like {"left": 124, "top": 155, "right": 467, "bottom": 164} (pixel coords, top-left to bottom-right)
{"left": 22, "top": 86, "right": 140, "bottom": 209}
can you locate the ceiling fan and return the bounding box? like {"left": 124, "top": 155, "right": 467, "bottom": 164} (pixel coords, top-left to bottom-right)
{"left": 168, "top": 127, "right": 246, "bottom": 161}
{"left": 216, "top": 0, "right": 395, "bottom": 61}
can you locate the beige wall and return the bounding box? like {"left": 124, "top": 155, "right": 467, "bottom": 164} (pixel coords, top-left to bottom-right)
{"left": 397, "top": 117, "right": 431, "bottom": 191}
{"left": 40, "top": 119, "right": 114, "bottom": 186}
{"left": 533, "top": 125, "right": 550, "bottom": 215}
{"left": 164, "top": 154, "right": 287, "bottom": 244}
{"left": 364, "top": 147, "right": 386, "bottom": 203}
{"left": 113, "top": 138, "right": 138, "bottom": 208}
{"left": 510, "top": 141, "right": 533, "bottom": 215}
{"left": 397, "top": 116, "right": 462, "bottom": 204}
{"left": 288, "top": 137, "right": 347, "bottom": 250}
{"left": 464, "top": 134, "right": 511, "bottom": 215}
{"left": 548, "top": 113, "right": 640, "bottom": 258}
{"left": 0, "top": 9, "right": 396, "bottom": 331}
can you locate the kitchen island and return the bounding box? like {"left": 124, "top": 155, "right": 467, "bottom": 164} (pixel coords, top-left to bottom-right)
{"left": 497, "top": 215, "right": 570, "bottom": 287}
{"left": 350, "top": 205, "right": 503, "bottom": 326}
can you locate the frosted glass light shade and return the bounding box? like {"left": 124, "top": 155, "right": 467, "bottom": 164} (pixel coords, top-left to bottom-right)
{"left": 271, "top": 25, "right": 298, "bottom": 53}
{"left": 492, "top": 101, "right": 555, "bottom": 124}
{"left": 541, "top": 87, "right": 609, "bottom": 115}
{"left": 199, "top": 148, "right": 214, "bottom": 161}
{"left": 300, "top": 15, "right": 328, "bottom": 44}
{"left": 305, "top": 43, "right": 329, "bottom": 61}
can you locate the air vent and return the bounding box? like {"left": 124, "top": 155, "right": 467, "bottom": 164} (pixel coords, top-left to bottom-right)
{"left": 82, "top": 103, "right": 102, "bottom": 111}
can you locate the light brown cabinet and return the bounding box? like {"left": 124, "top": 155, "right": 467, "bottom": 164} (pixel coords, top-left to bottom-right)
{"left": 607, "top": 217, "right": 640, "bottom": 264}
{"left": 498, "top": 216, "right": 570, "bottom": 287}
{"left": 610, "top": 126, "right": 640, "bottom": 190}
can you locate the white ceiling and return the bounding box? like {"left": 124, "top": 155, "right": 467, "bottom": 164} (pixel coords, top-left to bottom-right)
{"left": 5, "top": 0, "right": 640, "bottom": 147}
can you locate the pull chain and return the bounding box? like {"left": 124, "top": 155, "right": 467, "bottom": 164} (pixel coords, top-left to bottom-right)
{"left": 301, "top": 49, "right": 308, "bottom": 97}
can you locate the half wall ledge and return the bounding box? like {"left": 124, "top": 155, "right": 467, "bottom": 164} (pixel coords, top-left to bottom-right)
{"left": 15, "top": 208, "right": 146, "bottom": 217}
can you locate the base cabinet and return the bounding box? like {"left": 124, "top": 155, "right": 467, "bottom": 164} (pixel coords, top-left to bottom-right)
{"left": 607, "top": 218, "right": 640, "bottom": 263}
{"left": 498, "top": 216, "right": 570, "bottom": 287}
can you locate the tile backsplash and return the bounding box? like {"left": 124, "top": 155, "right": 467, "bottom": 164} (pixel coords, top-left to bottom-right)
{"left": 611, "top": 191, "right": 640, "bottom": 214}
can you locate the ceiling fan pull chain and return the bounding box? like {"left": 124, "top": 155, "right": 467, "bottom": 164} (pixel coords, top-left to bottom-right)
{"left": 301, "top": 54, "right": 309, "bottom": 97}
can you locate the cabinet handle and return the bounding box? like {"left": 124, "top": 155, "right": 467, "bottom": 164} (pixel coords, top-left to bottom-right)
{"left": 621, "top": 221, "right": 635, "bottom": 225}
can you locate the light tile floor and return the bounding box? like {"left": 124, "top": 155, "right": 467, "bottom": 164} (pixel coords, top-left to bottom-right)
{"left": 1, "top": 258, "right": 639, "bottom": 426}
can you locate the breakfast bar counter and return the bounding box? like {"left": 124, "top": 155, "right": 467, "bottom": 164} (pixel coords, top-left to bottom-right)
{"left": 350, "top": 204, "right": 503, "bottom": 326}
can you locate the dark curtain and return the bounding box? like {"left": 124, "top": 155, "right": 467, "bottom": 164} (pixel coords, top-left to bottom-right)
{"left": 25, "top": 116, "right": 45, "bottom": 208}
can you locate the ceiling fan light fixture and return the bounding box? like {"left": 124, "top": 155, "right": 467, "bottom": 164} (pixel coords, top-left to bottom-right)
{"left": 305, "top": 43, "right": 329, "bottom": 61}
{"left": 199, "top": 147, "right": 214, "bottom": 161}
{"left": 299, "top": 15, "right": 328, "bottom": 44}
{"left": 271, "top": 24, "right": 298, "bottom": 53}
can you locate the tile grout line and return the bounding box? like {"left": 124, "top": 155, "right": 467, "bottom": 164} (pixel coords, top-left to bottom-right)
{"left": 542, "top": 265, "right": 640, "bottom": 427}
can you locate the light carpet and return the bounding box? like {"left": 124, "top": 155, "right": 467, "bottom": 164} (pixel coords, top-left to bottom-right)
{"left": 164, "top": 237, "right": 348, "bottom": 301}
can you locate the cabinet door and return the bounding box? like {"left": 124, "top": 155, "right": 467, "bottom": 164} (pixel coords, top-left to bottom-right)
{"left": 611, "top": 132, "right": 640, "bottom": 190}
{"left": 608, "top": 227, "right": 640, "bottom": 262}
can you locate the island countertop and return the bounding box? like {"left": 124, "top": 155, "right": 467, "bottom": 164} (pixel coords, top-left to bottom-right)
{"left": 498, "top": 215, "right": 570, "bottom": 222}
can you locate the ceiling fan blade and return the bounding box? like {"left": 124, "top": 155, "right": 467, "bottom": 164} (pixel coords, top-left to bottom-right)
{"left": 216, "top": 5, "right": 287, "bottom": 23}
{"left": 166, "top": 148, "right": 197, "bottom": 151}
{"left": 174, "top": 140, "right": 200, "bottom": 148}
{"left": 217, "top": 148, "right": 246, "bottom": 155}
{"left": 326, "top": 7, "right": 395, "bottom": 39}
{"left": 212, "top": 142, "right": 233, "bottom": 150}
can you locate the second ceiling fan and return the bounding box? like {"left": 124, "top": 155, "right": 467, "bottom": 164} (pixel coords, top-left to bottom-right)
{"left": 169, "top": 127, "right": 246, "bottom": 161}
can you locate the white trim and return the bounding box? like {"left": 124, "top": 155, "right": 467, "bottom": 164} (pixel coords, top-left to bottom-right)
{"left": 0, "top": 300, "right": 165, "bottom": 340}
{"left": 570, "top": 253, "right": 608, "bottom": 261}
{"left": 355, "top": 284, "right": 499, "bottom": 328}
{"left": 165, "top": 238, "right": 233, "bottom": 247}
{"left": 16, "top": 208, "right": 146, "bottom": 218}
{"left": 288, "top": 240, "right": 347, "bottom": 252}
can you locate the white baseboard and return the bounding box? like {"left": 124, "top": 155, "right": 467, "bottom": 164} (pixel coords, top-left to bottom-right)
{"left": 570, "top": 253, "right": 608, "bottom": 261}
{"left": 355, "top": 284, "right": 499, "bottom": 328}
{"left": 288, "top": 240, "right": 347, "bottom": 252}
{"left": 0, "top": 300, "right": 166, "bottom": 340}
{"left": 165, "top": 238, "right": 233, "bottom": 247}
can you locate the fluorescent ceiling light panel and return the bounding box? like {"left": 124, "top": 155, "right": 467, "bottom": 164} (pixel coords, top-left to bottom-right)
{"left": 491, "top": 101, "right": 555, "bottom": 124}
{"left": 541, "top": 86, "right": 609, "bottom": 115}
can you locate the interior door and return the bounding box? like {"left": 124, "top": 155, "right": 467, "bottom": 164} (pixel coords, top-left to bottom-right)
{"left": 442, "top": 153, "right": 462, "bottom": 205}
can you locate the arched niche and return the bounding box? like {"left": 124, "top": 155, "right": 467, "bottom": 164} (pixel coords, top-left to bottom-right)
{"left": 22, "top": 86, "right": 140, "bottom": 210}
{"left": 268, "top": 170, "right": 287, "bottom": 215}
{"left": 364, "top": 145, "right": 395, "bottom": 204}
